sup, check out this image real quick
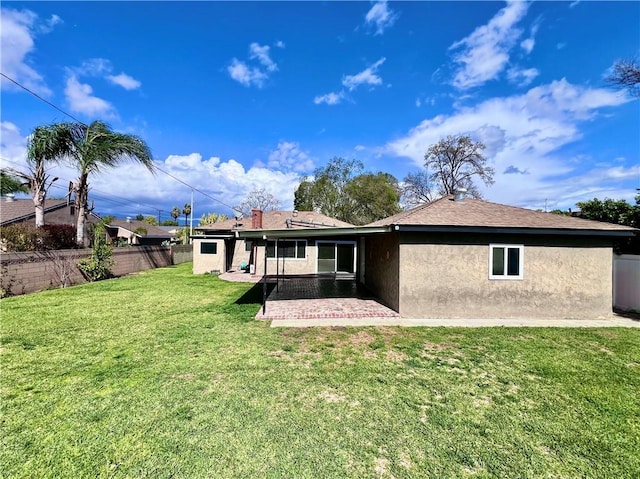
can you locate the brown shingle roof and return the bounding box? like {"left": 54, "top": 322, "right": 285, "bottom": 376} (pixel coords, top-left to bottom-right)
{"left": 196, "top": 210, "right": 354, "bottom": 232}
{"left": 109, "top": 219, "right": 174, "bottom": 238}
{"left": 0, "top": 198, "right": 68, "bottom": 225}
{"left": 368, "top": 196, "right": 637, "bottom": 232}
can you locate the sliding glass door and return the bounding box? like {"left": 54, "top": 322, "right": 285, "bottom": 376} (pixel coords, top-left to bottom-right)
{"left": 317, "top": 242, "right": 355, "bottom": 274}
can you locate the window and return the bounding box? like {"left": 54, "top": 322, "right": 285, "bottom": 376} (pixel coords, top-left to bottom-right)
{"left": 489, "top": 244, "right": 523, "bottom": 279}
{"left": 266, "top": 240, "right": 307, "bottom": 259}
{"left": 245, "top": 241, "right": 253, "bottom": 252}
{"left": 200, "top": 242, "right": 217, "bottom": 255}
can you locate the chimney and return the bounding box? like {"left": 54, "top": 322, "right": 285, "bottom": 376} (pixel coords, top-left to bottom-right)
{"left": 251, "top": 209, "right": 263, "bottom": 229}
{"left": 454, "top": 188, "right": 467, "bottom": 201}
{"left": 5, "top": 193, "right": 15, "bottom": 202}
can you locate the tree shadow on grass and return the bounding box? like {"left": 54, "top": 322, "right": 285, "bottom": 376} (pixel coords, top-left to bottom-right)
{"left": 235, "top": 281, "right": 275, "bottom": 305}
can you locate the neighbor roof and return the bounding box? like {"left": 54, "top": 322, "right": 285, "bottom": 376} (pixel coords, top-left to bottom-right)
{"left": 196, "top": 210, "right": 354, "bottom": 232}
{"left": 109, "top": 219, "right": 174, "bottom": 238}
{"left": 0, "top": 198, "right": 68, "bottom": 226}
{"left": 368, "top": 196, "right": 637, "bottom": 233}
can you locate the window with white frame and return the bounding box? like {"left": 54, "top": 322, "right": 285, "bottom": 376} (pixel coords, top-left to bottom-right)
{"left": 266, "top": 240, "right": 307, "bottom": 259}
{"left": 489, "top": 244, "right": 523, "bottom": 279}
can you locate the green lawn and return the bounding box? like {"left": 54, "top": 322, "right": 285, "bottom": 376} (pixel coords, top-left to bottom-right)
{"left": 1, "top": 263, "right": 639, "bottom": 478}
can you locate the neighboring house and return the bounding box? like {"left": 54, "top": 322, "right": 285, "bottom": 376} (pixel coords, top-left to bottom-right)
{"left": 107, "top": 219, "right": 175, "bottom": 246}
{"left": 363, "top": 195, "right": 637, "bottom": 319}
{"left": 1, "top": 197, "right": 76, "bottom": 227}
{"left": 0, "top": 196, "right": 99, "bottom": 245}
{"left": 193, "top": 196, "right": 638, "bottom": 319}
{"left": 192, "top": 210, "right": 356, "bottom": 274}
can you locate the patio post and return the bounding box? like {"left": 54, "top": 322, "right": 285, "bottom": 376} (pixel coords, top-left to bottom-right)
{"left": 276, "top": 238, "right": 279, "bottom": 292}
{"left": 262, "top": 235, "right": 267, "bottom": 315}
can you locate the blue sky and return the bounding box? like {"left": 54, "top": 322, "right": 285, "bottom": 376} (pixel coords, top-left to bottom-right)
{"left": 1, "top": 1, "right": 638, "bottom": 222}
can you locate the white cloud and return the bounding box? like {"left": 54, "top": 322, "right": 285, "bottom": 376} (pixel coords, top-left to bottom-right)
{"left": 364, "top": 0, "right": 399, "bottom": 35}
{"left": 267, "top": 141, "right": 315, "bottom": 173}
{"left": 314, "top": 91, "right": 343, "bottom": 105}
{"left": 507, "top": 66, "right": 539, "bottom": 86}
{"left": 106, "top": 73, "right": 142, "bottom": 90}
{"left": 275, "top": 40, "right": 285, "bottom": 48}
{"left": 249, "top": 42, "right": 277, "bottom": 72}
{"left": 342, "top": 57, "right": 386, "bottom": 91}
{"left": 354, "top": 145, "right": 367, "bottom": 151}
{"left": 449, "top": 1, "right": 529, "bottom": 89}
{"left": 64, "top": 75, "right": 116, "bottom": 117}
{"left": 228, "top": 42, "right": 280, "bottom": 88}
{"left": 0, "top": 122, "right": 28, "bottom": 166}
{"left": 386, "top": 79, "right": 631, "bottom": 208}
{"left": 0, "top": 8, "right": 58, "bottom": 96}
{"left": 520, "top": 22, "right": 539, "bottom": 54}
{"left": 227, "top": 59, "right": 268, "bottom": 88}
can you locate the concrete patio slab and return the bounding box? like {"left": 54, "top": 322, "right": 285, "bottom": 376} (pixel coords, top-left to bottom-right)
{"left": 270, "top": 316, "right": 640, "bottom": 328}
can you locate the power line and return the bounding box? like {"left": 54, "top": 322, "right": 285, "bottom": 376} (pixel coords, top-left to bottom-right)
{"left": 1, "top": 72, "right": 236, "bottom": 211}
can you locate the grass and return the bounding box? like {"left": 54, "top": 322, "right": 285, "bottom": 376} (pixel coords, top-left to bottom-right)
{"left": 1, "top": 263, "right": 639, "bottom": 478}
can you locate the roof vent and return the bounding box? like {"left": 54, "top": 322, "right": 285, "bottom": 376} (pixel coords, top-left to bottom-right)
{"left": 126, "top": 216, "right": 132, "bottom": 223}
{"left": 5, "top": 193, "right": 15, "bottom": 202}
{"left": 454, "top": 188, "right": 467, "bottom": 201}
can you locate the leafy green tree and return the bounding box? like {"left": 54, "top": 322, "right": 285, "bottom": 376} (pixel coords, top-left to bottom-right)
{"left": 403, "top": 135, "right": 494, "bottom": 205}
{"left": 1, "top": 169, "right": 28, "bottom": 195}
{"left": 161, "top": 219, "right": 179, "bottom": 226}
{"left": 198, "top": 212, "right": 228, "bottom": 226}
{"left": 577, "top": 196, "right": 639, "bottom": 228}
{"left": 135, "top": 214, "right": 144, "bottom": 221}
{"left": 77, "top": 221, "right": 114, "bottom": 281}
{"left": 142, "top": 215, "right": 158, "bottom": 226}
{"left": 293, "top": 157, "right": 401, "bottom": 225}
{"left": 37, "top": 121, "right": 155, "bottom": 245}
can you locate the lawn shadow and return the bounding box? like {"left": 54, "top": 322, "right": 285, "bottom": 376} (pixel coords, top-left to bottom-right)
{"left": 235, "top": 281, "right": 275, "bottom": 305}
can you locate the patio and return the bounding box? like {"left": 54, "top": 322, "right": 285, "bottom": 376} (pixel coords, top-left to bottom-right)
{"left": 252, "top": 275, "right": 400, "bottom": 322}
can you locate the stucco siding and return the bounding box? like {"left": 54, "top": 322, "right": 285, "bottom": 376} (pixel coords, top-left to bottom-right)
{"left": 192, "top": 238, "right": 225, "bottom": 274}
{"left": 364, "top": 233, "right": 399, "bottom": 312}
{"left": 398, "top": 233, "right": 613, "bottom": 319}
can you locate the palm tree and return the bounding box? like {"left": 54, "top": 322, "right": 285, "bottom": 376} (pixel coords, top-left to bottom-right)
{"left": 48, "top": 121, "right": 155, "bottom": 245}
{"left": 170, "top": 206, "right": 181, "bottom": 223}
{"left": 9, "top": 125, "right": 64, "bottom": 227}
{"left": 182, "top": 202, "right": 192, "bottom": 227}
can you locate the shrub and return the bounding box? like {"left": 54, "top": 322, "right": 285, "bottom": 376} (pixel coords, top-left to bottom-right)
{"left": 42, "top": 224, "right": 77, "bottom": 250}
{"left": 77, "top": 223, "right": 114, "bottom": 281}
{"left": 0, "top": 224, "right": 47, "bottom": 252}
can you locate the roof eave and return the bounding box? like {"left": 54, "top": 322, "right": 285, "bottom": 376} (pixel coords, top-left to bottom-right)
{"left": 238, "top": 226, "right": 391, "bottom": 239}
{"left": 392, "top": 225, "right": 637, "bottom": 237}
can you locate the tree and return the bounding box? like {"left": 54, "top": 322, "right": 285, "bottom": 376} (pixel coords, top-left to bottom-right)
{"left": 577, "top": 196, "right": 639, "bottom": 228}
{"left": 293, "top": 157, "right": 401, "bottom": 225}
{"left": 142, "top": 215, "right": 158, "bottom": 226}
{"left": 606, "top": 58, "right": 640, "bottom": 98}
{"left": 170, "top": 206, "right": 181, "bottom": 223}
{"left": 1, "top": 169, "right": 28, "bottom": 195}
{"left": 401, "top": 171, "right": 434, "bottom": 208}
{"left": 236, "top": 188, "right": 281, "bottom": 216}
{"left": 8, "top": 124, "right": 68, "bottom": 227}
{"left": 403, "top": 135, "right": 494, "bottom": 205}
{"left": 161, "top": 219, "right": 179, "bottom": 226}
{"left": 35, "top": 121, "right": 155, "bottom": 245}
{"left": 135, "top": 213, "right": 144, "bottom": 221}
{"left": 198, "top": 212, "right": 228, "bottom": 226}
{"left": 182, "top": 203, "right": 192, "bottom": 227}
{"left": 577, "top": 195, "right": 640, "bottom": 254}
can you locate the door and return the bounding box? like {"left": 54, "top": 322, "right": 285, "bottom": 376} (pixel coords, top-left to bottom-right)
{"left": 317, "top": 242, "right": 356, "bottom": 274}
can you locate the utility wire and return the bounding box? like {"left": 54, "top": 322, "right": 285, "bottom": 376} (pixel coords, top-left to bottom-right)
{"left": 1, "top": 72, "right": 236, "bottom": 211}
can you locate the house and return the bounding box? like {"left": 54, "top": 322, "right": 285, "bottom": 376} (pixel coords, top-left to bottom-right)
{"left": 192, "top": 210, "right": 357, "bottom": 275}
{"left": 192, "top": 195, "right": 637, "bottom": 319}
{"left": 363, "top": 194, "right": 637, "bottom": 319}
{"left": 1, "top": 196, "right": 77, "bottom": 227}
{"left": 0, "top": 196, "right": 99, "bottom": 244}
{"left": 107, "top": 219, "right": 175, "bottom": 246}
